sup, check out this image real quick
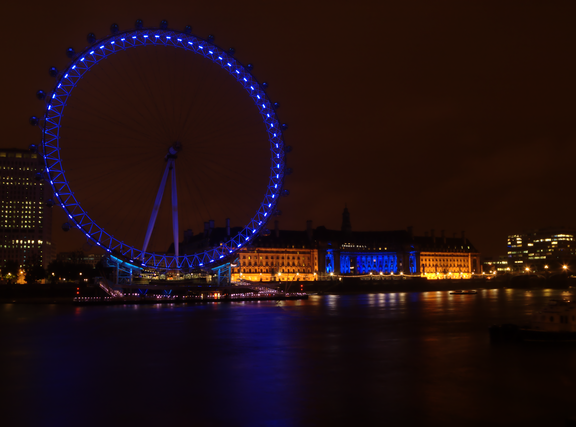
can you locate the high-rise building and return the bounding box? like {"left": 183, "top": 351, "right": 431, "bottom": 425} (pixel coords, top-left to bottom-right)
{"left": 506, "top": 227, "right": 576, "bottom": 272}
{"left": 0, "top": 148, "right": 53, "bottom": 270}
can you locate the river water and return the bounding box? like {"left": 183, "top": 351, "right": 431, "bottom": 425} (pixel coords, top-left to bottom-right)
{"left": 1, "top": 288, "right": 575, "bottom": 427}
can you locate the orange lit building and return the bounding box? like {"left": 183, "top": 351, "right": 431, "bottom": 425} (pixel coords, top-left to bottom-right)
{"left": 231, "top": 221, "right": 318, "bottom": 282}
{"left": 233, "top": 247, "right": 318, "bottom": 282}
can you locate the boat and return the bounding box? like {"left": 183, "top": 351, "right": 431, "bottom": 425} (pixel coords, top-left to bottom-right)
{"left": 449, "top": 290, "right": 477, "bottom": 294}
{"left": 489, "top": 299, "right": 576, "bottom": 342}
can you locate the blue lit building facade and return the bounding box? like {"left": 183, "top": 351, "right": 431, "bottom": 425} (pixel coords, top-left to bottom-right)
{"left": 317, "top": 226, "right": 480, "bottom": 279}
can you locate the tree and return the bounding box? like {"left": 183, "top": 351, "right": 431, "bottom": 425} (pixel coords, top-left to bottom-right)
{"left": 24, "top": 265, "right": 46, "bottom": 284}
{"left": 2, "top": 260, "right": 19, "bottom": 283}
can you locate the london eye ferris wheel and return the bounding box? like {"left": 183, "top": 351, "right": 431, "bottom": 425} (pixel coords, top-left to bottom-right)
{"left": 30, "top": 20, "right": 291, "bottom": 271}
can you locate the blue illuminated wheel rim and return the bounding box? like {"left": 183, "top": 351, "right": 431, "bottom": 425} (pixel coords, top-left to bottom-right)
{"left": 41, "top": 28, "right": 286, "bottom": 270}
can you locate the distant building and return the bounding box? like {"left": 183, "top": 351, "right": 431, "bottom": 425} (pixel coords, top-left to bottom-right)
{"left": 0, "top": 148, "right": 53, "bottom": 270}
{"left": 56, "top": 251, "right": 103, "bottom": 268}
{"left": 315, "top": 219, "right": 480, "bottom": 280}
{"left": 176, "top": 209, "right": 481, "bottom": 281}
{"left": 482, "top": 256, "right": 510, "bottom": 274}
{"left": 506, "top": 227, "right": 576, "bottom": 272}
{"left": 232, "top": 220, "right": 319, "bottom": 282}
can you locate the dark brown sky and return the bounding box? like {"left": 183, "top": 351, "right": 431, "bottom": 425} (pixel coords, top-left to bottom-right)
{"left": 5, "top": 1, "right": 576, "bottom": 258}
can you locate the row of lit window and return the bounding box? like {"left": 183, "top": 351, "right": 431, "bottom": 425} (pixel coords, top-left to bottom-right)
{"left": 243, "top": 255, "right": 309, "bottom": 260}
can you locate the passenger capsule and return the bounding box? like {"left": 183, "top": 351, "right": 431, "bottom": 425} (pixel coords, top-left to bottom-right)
{"left": 228, "top": 47, "right": 236, "bottom": 56}
{"left": 66, "top": 47, "right": 75, "bottom": 58}
{"left": 282, "top": 189, "right": 290, "bottom": 197}
{"left": 87, "top": 33, "right": 96, "bottom": 44}
{"left": 160, "top": 20, "right": 168, "bottom": 29}
{"left": 46, "top": 198, "right": 55, "bottom": 207}
{"left": 62, "top": 222, "right": 71, "bottom": 232}
{"left": 281, "top": 123, "right": 288, "bottom": 131}
{"left": 49, "top": 67, "right": 58, "bottom": 77}
{"left": 207, "top": 34, "right": 215, "bottom": 43}
{"left": 184, "top": 25, "right": 192, "bottom": 34}
{"left": 285, "top": 167, "right": 293, "bottom": 175}
{"left": 273, "top": 102, "right": 280, "bottom": 109}
{"left": 284, "top": 145, "right": 292, "bottom": 153}
{"left": 29, "top": 144, "right": 38, "bottom": 154}
{"left": 36, "top": 90, "right": 46, "bottom": 100}
{"left": 29, "top": 116, "right": 39, "bottom": 126}
{"left": 262, "top": 82, "right": 268, "bottom": 89}
{"left": 246, "top": 63, "right": 254, "bottom": 71}
{"left": 110, "top": 23, "right": 119, "bottom": 34}
{"left": 135, "top": 19, "right": 143, "bottom": 29}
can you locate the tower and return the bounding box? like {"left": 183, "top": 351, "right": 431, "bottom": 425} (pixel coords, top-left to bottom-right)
{"left": 341, "top": 206, "right": 352, "bottom": 234}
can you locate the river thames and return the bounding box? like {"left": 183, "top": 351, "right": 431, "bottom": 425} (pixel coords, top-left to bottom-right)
{"left": 1, "top": 288, "right": 575, "bottom": 427}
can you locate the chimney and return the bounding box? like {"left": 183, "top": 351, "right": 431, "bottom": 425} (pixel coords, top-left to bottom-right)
{"left": 209, "top": 220, "right": 214, "bottom": 230}
{"left": 275, "top": 220, "right": 280, "bottom": 238}
{"left": 424, "top": 231, "right": 429, "bottom": 237}
{"left": 306, "top": 220, "right": 313, "bottom": 241}
{"left": 461, "top": 230, "right": 466, "bottom": 243}
{"left": 407, "top": 226, "right": 413, "bottom": 238}
{"left": 204, "top": 221, "right": 209, "bottom": 237}
{"left": 431, "top": 229, "right": 435, "bottom": 238}
{"left": 226, "top": 218, "right": 230, "bottom": 237}
{"left": 441, "top": 230, "right": 446, "bottom": 244}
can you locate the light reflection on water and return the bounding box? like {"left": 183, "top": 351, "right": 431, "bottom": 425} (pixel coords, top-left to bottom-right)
{"left": 1, "top": 289, "right": 576, "bottom": 427}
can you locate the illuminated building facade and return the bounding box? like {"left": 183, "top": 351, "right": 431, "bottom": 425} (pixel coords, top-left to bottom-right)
{"left": 232, "top": 221, "right": 318, "bottom": 282}
{"left": 177, "top": 212, "right": 480, "bottom": 281}
{"left": 176, "top": 220, "right": 318, "bottom": 282}
{"left": 317, "top": 225, "right": 480, "bottom": 280}
{"left": 0, "top": 148, "right": 53, "bottom": 270}
{"left": 506, "top": 227, "right": 576, "bottom": 272}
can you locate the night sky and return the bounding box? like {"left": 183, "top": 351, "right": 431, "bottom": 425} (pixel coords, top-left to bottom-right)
{"left": 5, "top": 1, "right": 576, "bottom": 258}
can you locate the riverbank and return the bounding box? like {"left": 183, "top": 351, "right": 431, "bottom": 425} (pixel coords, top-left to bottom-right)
{"left": 1, "top": 275, "right": 573, "bottom": 304}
